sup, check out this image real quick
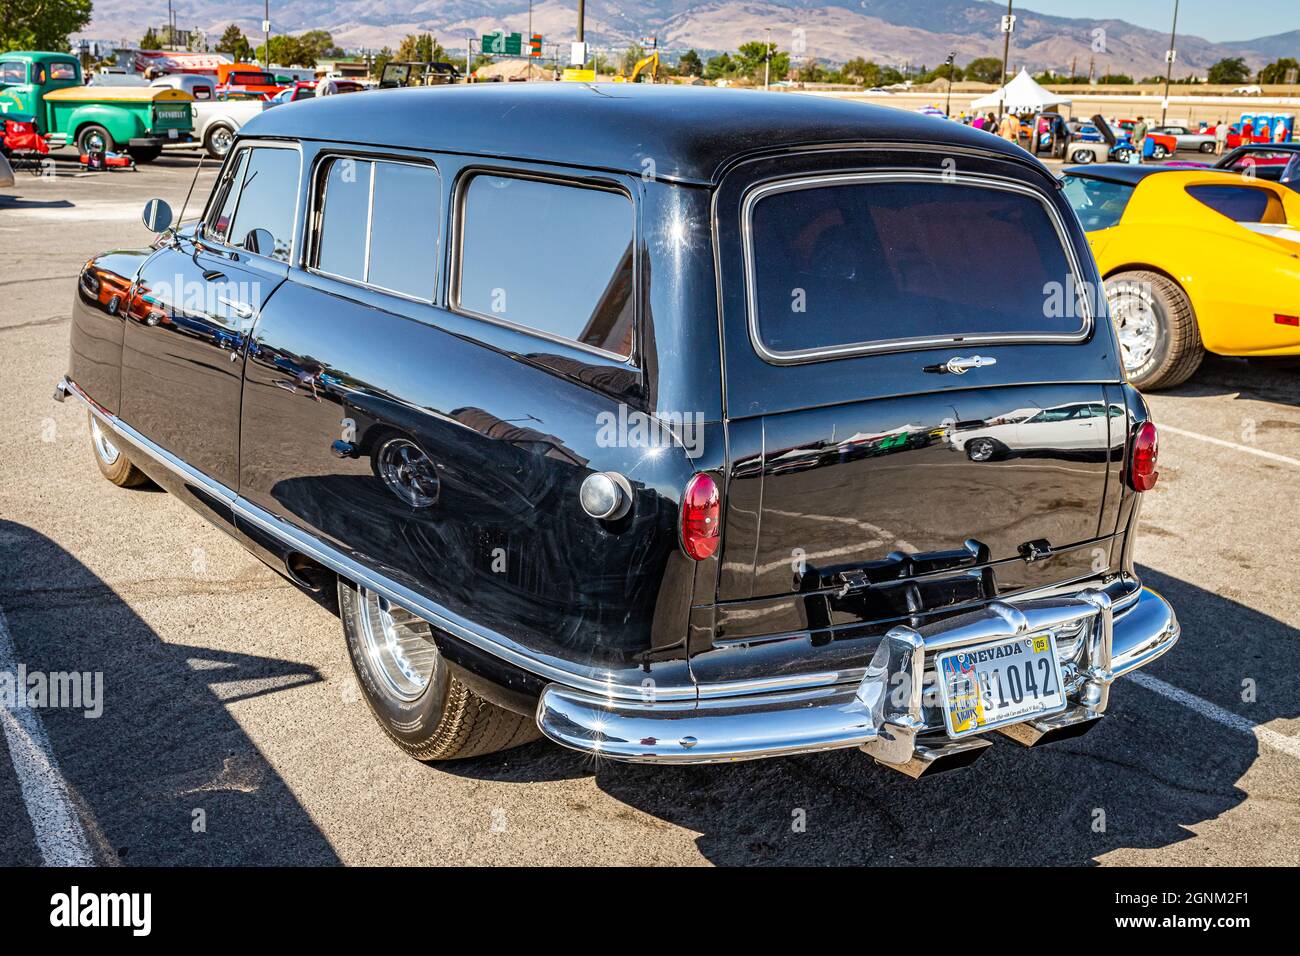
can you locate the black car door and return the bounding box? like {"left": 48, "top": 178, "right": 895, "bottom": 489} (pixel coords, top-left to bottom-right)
{"left": 120, "top": 143, "right": 301, "bottom": 493}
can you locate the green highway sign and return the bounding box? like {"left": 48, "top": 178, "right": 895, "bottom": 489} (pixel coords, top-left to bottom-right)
{"left": 482, "top": 31, "right": 523, "bottom": 55}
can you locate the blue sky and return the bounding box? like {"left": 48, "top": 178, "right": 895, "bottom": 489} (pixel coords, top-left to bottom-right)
{"left": 1018, "top": 1, "right": 1298, "bottom": 42}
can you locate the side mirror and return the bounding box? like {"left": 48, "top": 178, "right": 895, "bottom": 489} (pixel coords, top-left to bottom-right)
{"left": 243, "top": 227, "right": 274, "bottom": 256}
{"left": 142, "top": 198, "right": 173, "bottom": 233}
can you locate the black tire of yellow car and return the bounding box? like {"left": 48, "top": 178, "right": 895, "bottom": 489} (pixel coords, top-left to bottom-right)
{"left": 337, "top": 577, "right": 540, "bottom": 761}
{"left": 1106, "top": 270, "right": 1204, "bottom": 391}
{"left": 75, "top": 124, "right": 115, "bottom": 155}
{"left": 88, "top": 411, "right": 150, "bottom": 488}
{"left": 127, "top": 146, "right": 162, "bottom": 164}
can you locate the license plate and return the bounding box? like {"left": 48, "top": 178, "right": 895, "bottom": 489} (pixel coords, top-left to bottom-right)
{"left": 937, "top": 634, "right": 1066, "bottom": 738}
{"left": 168, "top": 128, "right": 178, "bottom": 139}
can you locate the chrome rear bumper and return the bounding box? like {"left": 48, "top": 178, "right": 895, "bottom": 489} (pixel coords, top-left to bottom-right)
{"left": 537, "top": 586, "right": 1178, "bottom": 766}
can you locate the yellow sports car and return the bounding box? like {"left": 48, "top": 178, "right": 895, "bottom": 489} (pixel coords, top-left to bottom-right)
{"left": 1062, "top": 164, "right": 1300, "bottom": 389}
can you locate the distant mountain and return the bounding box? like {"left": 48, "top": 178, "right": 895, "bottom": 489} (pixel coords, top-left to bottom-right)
{"left": 75, "top": 0, "right": 1298, "bottom": 77}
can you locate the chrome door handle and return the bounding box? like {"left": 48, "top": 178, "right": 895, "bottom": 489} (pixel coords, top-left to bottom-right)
{"left": 217, "top": 295, "right": 254, "bottom": 318}
{"left": 944, "top": 355, "right": 997, "bottom": 374}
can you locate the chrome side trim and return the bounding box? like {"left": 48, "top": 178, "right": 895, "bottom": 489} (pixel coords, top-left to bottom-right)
{"left": 57, "top": 376, "right": 692, "bottom": 703}
{"left": 740, "top": 171, "right": 1095, "bottom": 365}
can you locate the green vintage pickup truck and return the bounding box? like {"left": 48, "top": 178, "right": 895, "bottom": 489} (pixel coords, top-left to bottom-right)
{"left": 0, "top": 51, "right": 194, "bottom": 162}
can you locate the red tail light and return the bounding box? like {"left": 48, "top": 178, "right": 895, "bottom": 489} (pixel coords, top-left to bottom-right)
{"left": 680, "top": 473, "right": 721, "bottom": 561}
{"left": 1128, "top": 421, "right": 1159, "bottom": 492}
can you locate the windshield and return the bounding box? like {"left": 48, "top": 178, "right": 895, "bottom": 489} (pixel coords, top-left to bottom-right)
{"left": 1062, "top": 175, "right": 1135, "bottom": 231}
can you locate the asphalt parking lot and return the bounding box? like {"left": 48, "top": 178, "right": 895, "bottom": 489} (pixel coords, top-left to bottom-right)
{"left": 1, "top": 151, "right": 1297, "bottom": 867}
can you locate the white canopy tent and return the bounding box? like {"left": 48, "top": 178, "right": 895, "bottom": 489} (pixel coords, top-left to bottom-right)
{"left": 971, "top": 68, "right": 1072, "bottom": 114}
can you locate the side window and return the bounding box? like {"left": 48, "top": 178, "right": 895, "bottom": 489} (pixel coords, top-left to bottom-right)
{"left": 0, "top": 61, "right": 25, "bottom": 85}
{"left": 225, "top": 147, "right": 301, "bottom": 261}
{"left": 48, "top": 62, "right": 77, "bottom": 80}
{"left": 206, "top": 150, "right": 249, "bottom": 242}
{"left": 1186, "top": 184, "right": 1281, "bottom": 223}
{"left": 456, "top": 174, "right": 634, "bottom": 358}
{"left": 313, "top": 156, "right": 441, "bottom": 300}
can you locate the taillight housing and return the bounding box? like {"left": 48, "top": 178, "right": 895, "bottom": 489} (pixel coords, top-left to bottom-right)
{"left": 1127, "top": 420, "right": 1159, "bottom": 492}
{"left": 680, "top": 473, "right": 721, "bottom": 561}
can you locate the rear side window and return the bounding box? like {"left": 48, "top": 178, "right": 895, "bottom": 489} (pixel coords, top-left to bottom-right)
{"left": 48, "top": 62, "right": 78, "bottom": 80}
{"left": 313, "top": 157, "right": 441, "bottom": 300}
{"left": 207, "top": 146, "right": 299, "bottom": 261}
{"left": 1186, "top": 184, "right": 1281, "bottom": 223}
{"left": 456, "top": 174, "right": 635, "bottom": 359}
{"left": 0, "top": 61, "right": 26, "bottom": 84}
{"left": 1063, "top": 175, "right": 1135, "bottom": 231}
{"left": 746, "top": 175, "right": 1084, "bottom": 361}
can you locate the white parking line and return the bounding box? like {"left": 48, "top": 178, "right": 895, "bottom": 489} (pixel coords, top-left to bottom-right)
{"left": 0, "top": 605, "right": 94, "bottom": 866}
{"left": 1160, "top": 424, "right": 1300, "bottom": 469}
{"left": 1130, "top": 671, "right": 1300, "bottom": 761}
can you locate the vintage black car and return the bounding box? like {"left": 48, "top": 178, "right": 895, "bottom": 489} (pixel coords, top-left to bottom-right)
{"left": 58, "top": 84, "right": 1178, "bottom": 777}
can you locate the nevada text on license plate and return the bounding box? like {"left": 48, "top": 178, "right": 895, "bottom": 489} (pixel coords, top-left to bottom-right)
{"left": 937, "top": 634, "right": 1066, "bottom": 738}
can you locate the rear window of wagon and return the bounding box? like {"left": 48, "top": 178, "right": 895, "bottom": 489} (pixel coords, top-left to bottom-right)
{"left": 745, "top": 175, "right": 1086, "bottom": 361}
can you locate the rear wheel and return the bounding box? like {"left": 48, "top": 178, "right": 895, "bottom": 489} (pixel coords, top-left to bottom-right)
{"left": 1113, "top": 146, "right": 1134, "bottom": 163}
{"left": 1105, "top": 270, "right": 1204, "bottom": 390}
{"left": 1151, "top": 143, "right": 1168, "bottom": 160}
{"left": 1199, "top": 142, "right": 1215, "bottom": 153}
{"left": 75, "top": 124, "right": 115, "bottom": 155}
{"left": 338, "top": 578, "right": 539, "bottom": 760}
{"left": 127, "top": 145, "right": 161, "bottom": 163}
{"left": 88, "top": 412, "right": 149, "bottom": 487}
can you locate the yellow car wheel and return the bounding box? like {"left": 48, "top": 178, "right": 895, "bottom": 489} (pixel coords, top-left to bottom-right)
{"left": 1106, "top": 270, "right": 1204, "bottom": 390}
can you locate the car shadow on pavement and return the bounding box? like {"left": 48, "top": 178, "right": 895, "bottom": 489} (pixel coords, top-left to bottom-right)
{"left": 1168, "top": 354, "right": 1300, "bottom": 409}
{"left": 450, "top": 567, "right": 1298, "bottom": 865}
{"left": 0, "top": 519, "right": 340, "bottom": 866}
{"left": 0, "top": 196, "right": 74, "bottom": 210}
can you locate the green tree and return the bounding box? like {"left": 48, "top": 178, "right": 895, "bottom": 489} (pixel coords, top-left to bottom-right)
{"left": 140, "top": 28, "right": 162, "bottom": 51}
{"left": 703, "top": 52, "right": 733, "bottom": 80}
{"left": 1258, "top": 57, "right": 1299, "bottom": 84}
{"left": 839, "top": 57, "right": 883, "bottom": 86}
{"left": 1207, "top": 56, "right": 1250, "bottom": 84}
{"left": 621, "top": 43, "right": 645, "bottom": 75}
{"left": 1097, "top": 73, "right": 1134, "bottom": 84}
{"left": 299, "top": 29, "right": 340, "bottom": 60}
{"left": 371, "top": 46, "right": 393, "bottom": 78}
{"left": 677, "top": 49, "right": 703, "bottom": 77}
{"left": 0, "top": 0, "right": 92, "bottom": 53}
{"left": 736, "top": 40, "right": 789, "bottom": 82}
{"left": 964, "top": 56, "right": 1004, "bottom": 84}
{"left": 395, "top": 33, "right": 445, "bottom": 64}
{"left": 215, "top": 24, "right": 252, "bottom": 61}
{"left": 255, "top": 35, "right": 316, "bottom": 68}
{"left": 925, "top": 61, "right": 963, "bottom": 82}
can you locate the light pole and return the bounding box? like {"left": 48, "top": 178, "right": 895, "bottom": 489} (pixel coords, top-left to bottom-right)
{"left": 263, "top": 0, "right": 271, "bottom": 71}
{"left": 944, "top": 51, "right": 955, "bottom": 117}
{"left": 998, "top": 0, "right": 1014, "bottom": 123}
{"left": 1160, "top": 0, "right": 1179, "bottom": 126}
{"left": 764, "top": 27, "right": 771, "bottom": 90}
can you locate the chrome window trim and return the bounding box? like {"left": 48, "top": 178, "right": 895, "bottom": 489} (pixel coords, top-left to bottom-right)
{"left": 740, "top": 170, "right": 1095, "bottom": 366}
{"left": 449, "top": 168, "right": 638, "bottom": 366}
{"left": 305, "top": 152, "right": 443, "bottom": 304}
{"left": 200, "top": 139, "right": 304, "bottom": 266}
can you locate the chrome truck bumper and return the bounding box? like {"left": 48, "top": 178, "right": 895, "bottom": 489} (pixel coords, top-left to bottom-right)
{"left": 537, "top": 586, "right": 1178, "bottom": 772}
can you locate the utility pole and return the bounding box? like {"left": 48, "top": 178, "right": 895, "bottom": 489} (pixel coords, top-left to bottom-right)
{"left": 944, "top": 51, "right": 955, "bottom": 117}
{"left": 263, "top": 0, "right": 271, "bottom": 70}
{"left": 1070, "top": 55, "right": 1077, "bottom": 81}
{"left": 764, "top": 27, "right": 771, "bottom": 90}
{"left": 998, "top": 0, "right": 1014, "bottom": 122}
{"left": 1161, "top": 0, "right": 1179, "bottom": 125}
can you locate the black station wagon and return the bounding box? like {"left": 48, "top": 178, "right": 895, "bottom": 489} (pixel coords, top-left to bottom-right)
{"left": 58, "top": 84, "right": 1178, "bottom": 777}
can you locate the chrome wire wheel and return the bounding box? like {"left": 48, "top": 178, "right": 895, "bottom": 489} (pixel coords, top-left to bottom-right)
{"left": 967, "top": 438, "right": 996, "bottom": 462}
{"left": 1109, "top": 284, "right": 1159, "bottom": 373}
{"left": 90, "top": 417, "right": 120, "bottom": 466}
{"left": 356, "top": 588, "right": 438, "bottom": 702}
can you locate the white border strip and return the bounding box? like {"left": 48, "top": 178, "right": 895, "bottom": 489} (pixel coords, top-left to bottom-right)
{"left": 0, "top": 605, "right": 94, "bottom": 865}
{"left": 1161, "top": 424, "right": 1300, "bottom": 469}
{"left": 1130, "top": 671, "right": 1300, "bottom": 761}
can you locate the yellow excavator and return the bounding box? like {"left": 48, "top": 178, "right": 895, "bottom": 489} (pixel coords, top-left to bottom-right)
{"left": 615, "top": 50, "right": 659, "bottom": 83}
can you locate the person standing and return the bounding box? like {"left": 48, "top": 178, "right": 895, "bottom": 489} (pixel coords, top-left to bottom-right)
{"left": 1215, "top": 119, "right": 1228, "bottom": 155}
{"left": 1132, "top": 115, "right": 1148, "bottom": 157}
{"left": 998, "top": 111, "right": 1020, "bottom": 143}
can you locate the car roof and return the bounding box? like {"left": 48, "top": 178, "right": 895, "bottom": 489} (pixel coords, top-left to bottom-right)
{"left": 1061, "top": 163, "right": 1174, "bottom": 185}
{"left": 237, "top": 82, "right": 1035, "bottom": 185}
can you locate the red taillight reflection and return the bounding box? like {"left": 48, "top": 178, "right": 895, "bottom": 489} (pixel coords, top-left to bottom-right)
{"left": 1128, "top": 420, "right": 1159, "bottom": 492}
{"left": 680, "top": 473, "right": 721, "bottom": 561}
